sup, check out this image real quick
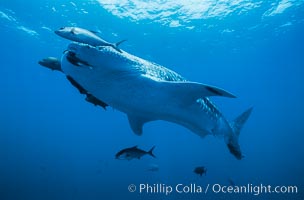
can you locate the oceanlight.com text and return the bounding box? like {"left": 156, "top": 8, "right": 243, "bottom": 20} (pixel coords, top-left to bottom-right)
{"left": 212, "top": 183, "right": 298, "bottom": 196}
{"left": 128, "top": 183, "right": 298, "bottom": 196}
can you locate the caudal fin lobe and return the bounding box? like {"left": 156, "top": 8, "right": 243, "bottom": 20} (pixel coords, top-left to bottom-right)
{"left": 232, "top": 107, "right": 253, "bottom": 136}
{"left": 226, "top": 107, "right": 253, "bottom": 160}
{"left": 147, "top": 146, "right": 156, "bottom": 158}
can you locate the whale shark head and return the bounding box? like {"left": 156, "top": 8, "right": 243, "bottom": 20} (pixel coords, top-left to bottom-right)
{"left": 65, "top": 43, "right": 135, "bottom": 72}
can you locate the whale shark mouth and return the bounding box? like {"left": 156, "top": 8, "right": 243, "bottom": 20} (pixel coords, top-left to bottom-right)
{"left": 65, "top": 42, "right": 137, "bottom": 74}
{"left": 67, "top": 42, "right": 124, "bottom": 59}
{"left": 66, "top": 51, "right": 92, "bottom": 67}
{"left": 65, "top": 50, "right": 92, "bottom": 68}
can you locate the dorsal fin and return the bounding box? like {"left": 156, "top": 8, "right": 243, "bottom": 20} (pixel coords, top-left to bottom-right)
{"left": 127, "top": 114, "right": 153, "bottom": 135}
{"left": 71, "top": 27, "right": 76, "bottom": 34}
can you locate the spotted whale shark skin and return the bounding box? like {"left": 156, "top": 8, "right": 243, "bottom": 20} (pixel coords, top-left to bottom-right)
{"left": 61, "top": 43, "right": 252, "bottom": 159}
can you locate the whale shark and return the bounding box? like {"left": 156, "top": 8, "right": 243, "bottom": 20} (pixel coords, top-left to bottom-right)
{"left": 60, "top": 43, "right": 252, "bottom": 159}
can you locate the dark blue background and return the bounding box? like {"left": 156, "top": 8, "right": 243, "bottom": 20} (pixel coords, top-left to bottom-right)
{"left": 0, "top": 0, "right": 303, "bottom": 199}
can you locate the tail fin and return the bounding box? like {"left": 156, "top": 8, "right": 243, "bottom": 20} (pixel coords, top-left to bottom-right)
{"left": 116, "top": 39, "right": 127, "bottom": 47}
{"left": 231, "top": 107, "right": 253, "bottom": 136}
{"left": 112, "top": 39, "right": 127, "bottom": 53}
{"left": 226, "top": 107, "right": 253, "bottom": 160}
{"left": 147, "top": 146, "right": 156, "bottom": 158}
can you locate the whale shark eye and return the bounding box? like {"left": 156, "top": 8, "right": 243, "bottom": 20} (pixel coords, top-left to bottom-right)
{"left": 59, "top": 27, "right": 65, "bottom": 30}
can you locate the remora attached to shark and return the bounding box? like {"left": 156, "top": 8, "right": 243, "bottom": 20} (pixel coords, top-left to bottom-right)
{"left": 60, "top": 42, "right": 252, "bottom": 160}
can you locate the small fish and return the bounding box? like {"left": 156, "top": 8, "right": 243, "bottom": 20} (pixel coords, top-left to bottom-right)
{"left": 66, "top": 75, "right": 87, "bottom": 94}
{"left": 115, "top": 145, "right": 156, "bottom": 160}
{"left": 55, "top": 27, "right": 126, "bottom": 53}
{"left": 38, "top": 57, "right": 62, "bottom": 72}
{"left": 147, "top": 163, "right": 159, "bottom": 172}
{"left": 85, "top": 94, "right": 108, "bottom": 110}
{"left": 228, "top": 178, "right": 236, "bottom": 186}
{"left": 66, "top": 75, "right": 108, "bottom": 109}
{"left": 194, "top": 166, "right": 207, "bottom": 176}
{"left": 38, "top": 56, "right": 108, "bottom": 109}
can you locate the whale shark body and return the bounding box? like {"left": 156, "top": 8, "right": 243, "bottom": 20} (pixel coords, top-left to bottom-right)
{"left": 60, "top": 43, "right": 252, "bottom": 159}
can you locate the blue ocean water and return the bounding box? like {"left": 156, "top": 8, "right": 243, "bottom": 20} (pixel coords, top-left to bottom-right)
{"left": 0, "top": 0, "right": 303, "bottom": 199}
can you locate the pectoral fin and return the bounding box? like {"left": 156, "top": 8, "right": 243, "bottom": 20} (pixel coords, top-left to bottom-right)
{"left": 127, "top": 115, "right": 153, "bottom": 135}
{"left": 159, "top": 81, "right": 236, "bottom": 104}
